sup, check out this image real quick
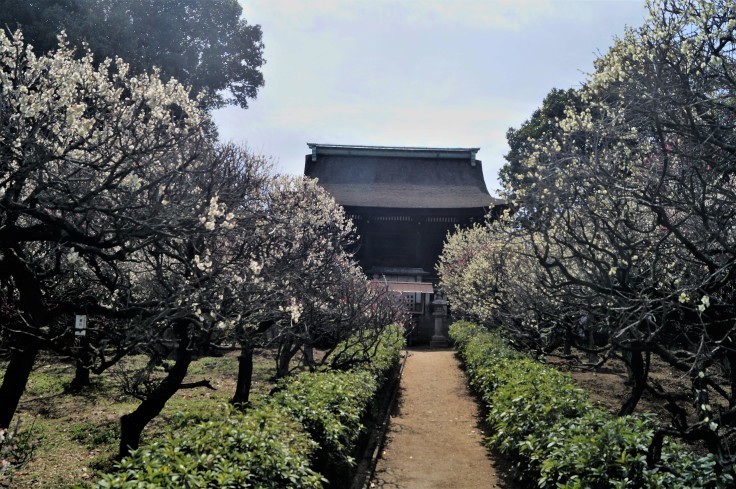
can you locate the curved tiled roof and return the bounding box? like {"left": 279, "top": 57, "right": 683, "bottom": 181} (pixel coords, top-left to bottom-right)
{"left": 304, "top": 144, "right": 502, "bottom": 209}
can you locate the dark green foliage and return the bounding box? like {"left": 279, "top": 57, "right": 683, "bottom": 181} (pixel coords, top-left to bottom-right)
{"left": 450, "top": 321, "right": 733, "bottom": 488}
{"left": 537, "top": 412, "right": 724, "bottom": 489}
{"left": 361, "top": 326, "right": 405, "bottom": 376}
{"left": 330, "top": 325, "right": 405, "bottom": 378}
{"left": 0, "top": 0, "right": 265, "bottom": 110}
{"left": 0, "top": 0, "right": 82, "bottom": 56}
{"left": 97, "top": 405, "right": 325, "bottom": 489}
{"left": 271, "top": 370, "right": 377, "bottom": 469}
{"left": 96, "top": 326, "right": 405, "bottom": 488}
{"left": 499, "top": 87, "right": 581, "bottom": 192}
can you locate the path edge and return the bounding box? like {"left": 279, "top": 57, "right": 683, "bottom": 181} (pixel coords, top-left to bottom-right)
{"left": 350, "top": 350, "right": 409, "bottom": 489}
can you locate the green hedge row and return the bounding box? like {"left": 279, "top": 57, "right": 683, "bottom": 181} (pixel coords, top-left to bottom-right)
{"left": 98, "top": 326, "right": 405, "bottom": 488}
{"left": 270, "top": 369, "right": 377, "bottom": 481}
{"left": 98, "top": 405, "right": 324, "bottom": 489}
{"left": 449, "top": 321, "right": 733, "bottom": 489}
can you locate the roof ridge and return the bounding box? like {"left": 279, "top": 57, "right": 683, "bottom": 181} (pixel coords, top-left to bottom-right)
{"left": 307, "top": 143, "right": 480, "bottom": 152}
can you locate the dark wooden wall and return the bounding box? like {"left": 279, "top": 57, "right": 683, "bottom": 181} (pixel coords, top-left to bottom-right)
{"left": 344, "top": 206, "right": 492, "bottom": 282}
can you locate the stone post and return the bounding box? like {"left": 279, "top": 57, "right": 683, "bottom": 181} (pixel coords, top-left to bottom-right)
{"left": 430, "top": 296, "right": 449, "bottom": 348}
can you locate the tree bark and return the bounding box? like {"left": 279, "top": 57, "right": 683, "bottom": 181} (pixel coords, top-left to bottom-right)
{"left": 726, "top": 347, "right": 736, "bottom": 408}
{"left": 276, "top": 339, "right": 295, "bottom": 378}
{"left": 69, "top": 337, "right": 91, "bottom": 392}
{"left": 587, "top": 329, "right": 598, "bottom": 364}
{"left": 231, "top": 342, "right": 254, "bottom": 407}
{"left": 618, "top": 348, "right": 648, "bottom": 416}
{"left": 69, "top": 362, "right": 91, "bottom": 393}
{"left": 118, "top": 322, "right": 193, "bottom": 459}
{"left": 0, "top": 250, "right": 47, "bottom": 428}
{"left": 303, "top": 345, "right": 315, "bottom": 370}
{"left": 563, "top": 329, "right": 572, "bottom": 356}
{"left": 0, "top": 342, "right": 39, "bottom": 428}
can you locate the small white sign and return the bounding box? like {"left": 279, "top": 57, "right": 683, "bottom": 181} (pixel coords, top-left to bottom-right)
{"left": 75, "top": 315, "right": 87, "bottom": 336}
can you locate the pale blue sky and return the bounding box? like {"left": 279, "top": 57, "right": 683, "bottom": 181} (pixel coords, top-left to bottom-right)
{"left": 213, "top": 0, "right": 648, "bottom": 195}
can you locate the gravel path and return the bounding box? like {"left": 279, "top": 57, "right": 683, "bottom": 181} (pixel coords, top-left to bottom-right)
{"left": 371, "top": 348, "right": 509, "bottom": 489}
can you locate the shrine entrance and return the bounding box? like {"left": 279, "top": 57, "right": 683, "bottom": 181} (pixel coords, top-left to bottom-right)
{"left": 304, "top": 143, "right": 506, "bottom": 343}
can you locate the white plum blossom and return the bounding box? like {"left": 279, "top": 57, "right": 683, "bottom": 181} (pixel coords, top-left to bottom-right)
{"left": 439, "top": 1, "right": 736, "bottom": 467}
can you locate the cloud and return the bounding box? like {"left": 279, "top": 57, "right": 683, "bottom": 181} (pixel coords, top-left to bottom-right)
{"left": 229, "top": 0, "right": 648, "bottom": 193}
{"left": 244, "top": 0, "right": 556, "bottom": 32}
{"left": 401, "top": 0, "right": 556, "bottom": 30}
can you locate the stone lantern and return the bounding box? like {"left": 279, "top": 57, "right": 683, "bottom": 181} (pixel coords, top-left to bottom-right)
{"left": 430, "top": 292, "right": 449, "bottom": 348}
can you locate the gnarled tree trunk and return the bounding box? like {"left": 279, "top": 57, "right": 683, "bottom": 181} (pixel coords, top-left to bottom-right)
{"left": 69, "top": 337, "right": 91, "bottom": 392}
{"left": 0, "top": 340, "right": 39, "bottom": 428}
{"left": 231, "top": 342, "right": 254, "bottom": 407}
{"left": 276, "top": 339, "right": 298, "bottom": 378}
{"left": 118, "top": 322, "right": 193, "bottom": 459}
{"left": 618, "top": 348, "right": 649, "bottom": 416}
{"left": 0, "top": 251, "right": 46, "bottom": 428}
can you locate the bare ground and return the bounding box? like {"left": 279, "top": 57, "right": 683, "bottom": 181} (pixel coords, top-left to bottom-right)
{"left": 371, "top": 348, "right": 515, "bottom": 489}
{"left": 547, "top": 353, "right": 706, "bottom": 422}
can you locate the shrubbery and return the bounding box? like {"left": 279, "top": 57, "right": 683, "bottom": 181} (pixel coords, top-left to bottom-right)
{"left": 98, "top": 405, "right": 324, "bottom": 488}
{"left": 97, "top": 325, "right": 405, "bottom": 488}
{"left": 450, "top": 321, "right": 733, "bottom": 488}
{"left": 330, "top": 325, "right": 406, "bottom": 377}
{"left": 271, "top": 370, "right": 377, "bottom": 469}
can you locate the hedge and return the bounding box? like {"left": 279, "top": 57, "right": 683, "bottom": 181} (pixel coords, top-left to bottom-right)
{"left": 450, "top": 321, "right": 733, "bottom": 488}
{"left": 98, "top": 325, "right": 405, "bottom": 488}
{"left": 98, "top": 405, "right": 324, "bottom": 488}
{"left": 270, "top": 369, "right": 377, "bottom": 478}
{"left": 337, "top": 326, "right": 405, "bottom": 378}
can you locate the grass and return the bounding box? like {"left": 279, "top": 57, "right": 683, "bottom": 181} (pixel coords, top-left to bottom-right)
{"left": 1, "top": 349, "right": 278, "bottom": 489}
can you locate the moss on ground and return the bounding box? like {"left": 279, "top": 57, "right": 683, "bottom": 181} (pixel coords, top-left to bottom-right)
{"left": 1, "top": 350, "right": 276, "bottom": 489}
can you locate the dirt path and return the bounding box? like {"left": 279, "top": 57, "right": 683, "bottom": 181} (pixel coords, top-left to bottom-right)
{"left": 371, "top": 348, "right": 510, "bottom": 489}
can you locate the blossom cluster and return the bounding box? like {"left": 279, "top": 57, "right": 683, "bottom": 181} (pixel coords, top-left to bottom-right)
{"left": 440, "top": 0, "right": 736, "bottom": 470}
{"left": 0, "top": 30, "right": 403, "bottom": 441}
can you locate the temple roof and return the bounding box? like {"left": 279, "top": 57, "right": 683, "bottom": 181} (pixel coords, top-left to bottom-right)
{"left": 304, "top": 143, "right": 503, "bottom": 209}
{"left": 378, "top": 281, "right": 435, "bottom": 294}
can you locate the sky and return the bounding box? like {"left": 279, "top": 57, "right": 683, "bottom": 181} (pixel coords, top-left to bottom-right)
{"left": 213, "top": 0, "right": 649, "bottom": 196}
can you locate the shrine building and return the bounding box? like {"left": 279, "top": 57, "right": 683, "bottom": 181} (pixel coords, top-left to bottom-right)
{"left": 304, "top": 143, "right": 505, "bottom": 343}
